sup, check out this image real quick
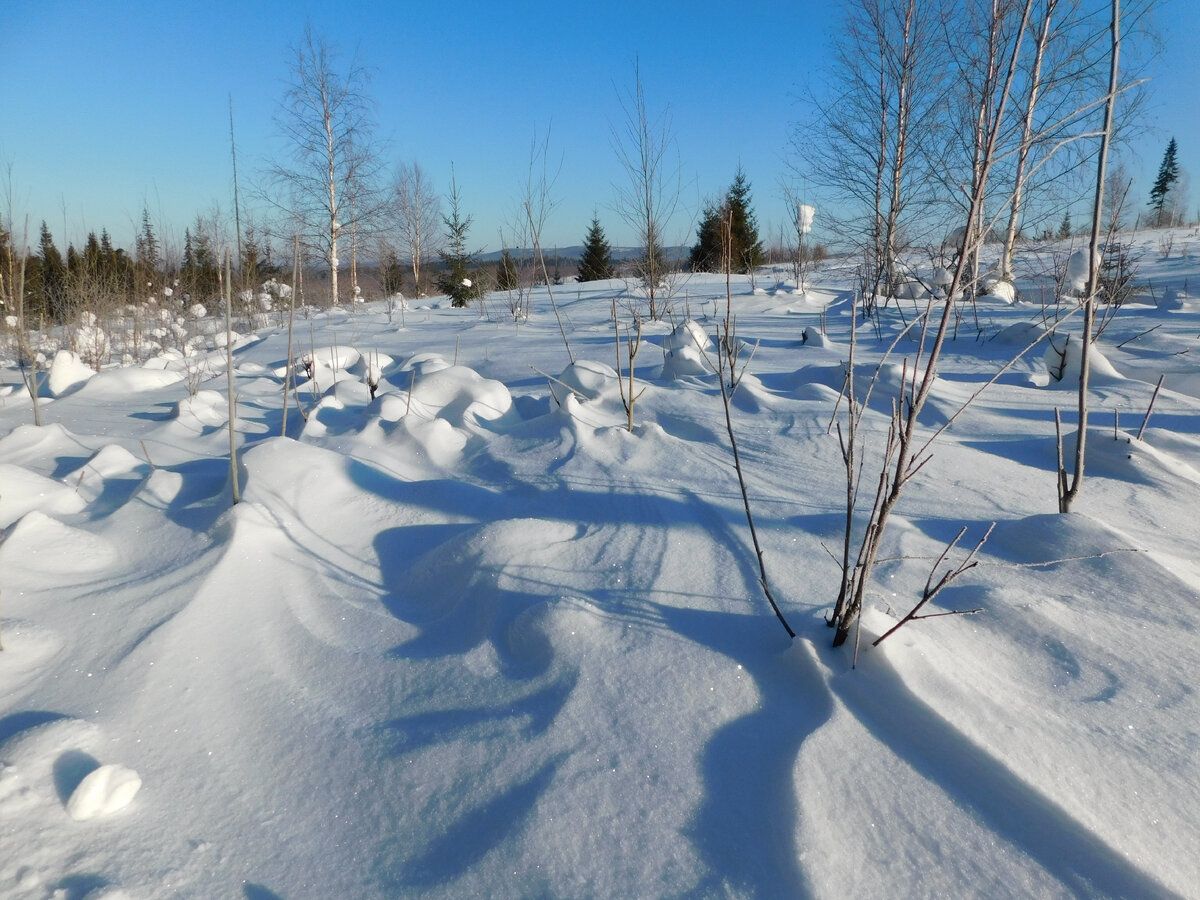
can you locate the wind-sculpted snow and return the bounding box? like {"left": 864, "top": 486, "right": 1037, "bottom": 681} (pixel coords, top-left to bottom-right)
{"left": 1, "top": 230, "right": 1199, "bottom": 897}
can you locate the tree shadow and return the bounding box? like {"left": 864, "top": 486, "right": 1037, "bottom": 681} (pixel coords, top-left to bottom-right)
{"left": 659, "top": 608, "right": 832, "bottom": 900}
{"left": 243, "top": 884, "right": 287, "bottom": 900}
{"left": 396, "top": 754, "right": 566, "bottom": 890}
{"left": 825, "top": 649, "right": 1182, "bottom": 899}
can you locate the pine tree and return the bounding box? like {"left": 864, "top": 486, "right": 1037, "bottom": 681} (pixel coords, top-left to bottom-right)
{"left": 1148, "top": 138, "right": 1179, "bottom": 226}
{"left": 577, "top": 216, "right": 615, "bottom": 281}
{"left": 496, "top": 249, "right": 519, "bottom": 291}
{"left": 436, "top": 169, "right": 482, "bottom": 307}
{"left": 1057, "top": 212, "right": 1072, "bottom": 239}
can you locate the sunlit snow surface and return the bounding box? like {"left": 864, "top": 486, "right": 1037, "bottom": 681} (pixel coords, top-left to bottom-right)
{"left": 2, "top": 231, "right": 1200, "bottom": 898}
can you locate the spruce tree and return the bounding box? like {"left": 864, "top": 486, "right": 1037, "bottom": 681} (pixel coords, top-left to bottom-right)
{"left": 436, "top": 169, "right": 482, "bottom": 307}
{"left": 1058, "top": 212, "right": 1072, "bottom": 239}
{"left": 726, "top": 167, "right": 763, "bottom": 273}
{"left": 689, "top": 201, "right": 724, "bottom": 272}
{"left": 37, "top": 221, "right": 67, "bottom": 322}
{"left": 688, "top": 167, "right": 764, "bottom": 274}
{"left": 496, "top": 249, "right": 519, "bottom": 291}
{"left": 84, "top": 231, "right": 102, "bottom": 274}
{"left": 136, "top": 208, "right": 161, "bottom": 280}
{"left": 578, "top": 216, "right": 615, "bottom": 281}
{"left": 1148, "top": 138, "right": 1179, "bottom": 226}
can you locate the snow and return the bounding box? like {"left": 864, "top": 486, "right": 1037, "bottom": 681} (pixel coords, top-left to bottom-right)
{"left": 46, "top": 350, "right": 95, "bottom": 397}
{"left": 1066, "top": 248, "right": 1102, "bottom": 293}
{"left": 1, "top": 230, "right": 1199, "bottom": 898}
{"left": 797, "top": 203, "right": 815, "bottom": 234}
{"left": 65, "top": 764, "right": 142, "bottom": 821}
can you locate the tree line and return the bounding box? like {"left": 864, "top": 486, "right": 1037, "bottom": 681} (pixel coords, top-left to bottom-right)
{"left": 4, "top": 5, "right": 1186, "bottom": 326}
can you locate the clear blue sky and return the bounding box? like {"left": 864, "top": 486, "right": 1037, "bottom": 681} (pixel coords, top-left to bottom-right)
{"left": 2, "top": 0, "right": 1196, "bottom": 257}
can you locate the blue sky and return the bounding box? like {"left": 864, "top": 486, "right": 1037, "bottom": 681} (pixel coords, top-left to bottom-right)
{"left": 2, "top": 0, "right": 1196, "bottom": 256}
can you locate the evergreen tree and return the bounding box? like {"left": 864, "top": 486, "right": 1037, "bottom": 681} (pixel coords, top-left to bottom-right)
{"left": 37, "top": 221, "right": 68, "bottom": 322}
{"left": 84, "top": 231, "right": 102, "bottom": 274}
{"left": 1148, "top": 138, "right": 1179, "bottom": 226}
{"left": 436, "top": 169, "right": 482, "bottom": 307}
{"left": 688, "top": 167, "right": 763, "bottom": 274}
{"left": 99, "top": 228, "right": 117, "bottom": 278}
{"left": 182, "top": 227, "right": 219, "bottom": 300}
{"left": 135, "top": 208, "right": 161, "bottom": 280}
{"left": 496, "top": 249, "right": 519, "bottom": 291}
{"left": 1058, "top": 212, "right": 1072, "bottom": 239}
{"left": 241, "top": 223, "right": 276, "bottom": 286}
{"left": 577, "top": 216, "right": 615, "bottom": 281}
{"left": 726, "top": 167, "right": 763, "bottom": 272}
{"left": 689, "top": 200, "right": 724, "bottom": 272}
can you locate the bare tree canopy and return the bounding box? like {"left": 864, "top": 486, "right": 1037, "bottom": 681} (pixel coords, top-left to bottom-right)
{"left": 390, "top": 161, "right": 442, "bottom": 297}
{"left": 265, "top": 25, "right": 386, "bottom": 305}
{"left": 611, "top": 61, "right": 681, "bottom": 321}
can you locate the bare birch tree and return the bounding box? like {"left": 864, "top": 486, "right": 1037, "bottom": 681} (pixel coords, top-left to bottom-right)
{"left": 611, "top": 61, "right": 681, "bottom": 321}
{"left": 799, "top": 0, "right": 948, "bottom": 310}
{"left": 826, "top": 0, "right": 1150, "bottom": 647}
{"left": 391, "top": 161, "right": 441, "bottom": 297}
{"left": 1058, "top": 0, "right": 1123, "bottom": 513}
{"left": 829, "top": 0, "right": 1037, "bottom": 647}
{"left": 266, "top": 25, "right": 384, "bottom": 306}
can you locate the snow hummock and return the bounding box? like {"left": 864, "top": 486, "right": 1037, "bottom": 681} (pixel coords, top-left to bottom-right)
{"left": 66, "top": 764, "right": 142, "bottom": 821}
{"left": 46, "top": 350, "right": 95, "bottom": 397}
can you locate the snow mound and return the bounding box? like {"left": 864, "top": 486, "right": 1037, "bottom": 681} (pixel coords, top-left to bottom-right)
{"left": 803, "top": 327, "right": 834, "bottom": 348}
{"left": 894, "top": 279, "right": 929, "bottom": 301}
{"left": 992, "top": 322, "right": 1045, "bottom": 345}
{"left": 549, "top": 359, "right": 618, "bottom": 405}
{"left": 1044, "top": 333, "right": 1123, "bottom": 383}
{"left": 398, "top": 351, "right": 452, "bottom": 377}
{"left": 84, "top": 443, "right": 147, "bottom": 479}
{"left": 1159, "top": 287, "right": 1190, "bottom": 310}
{"left": 663, "top": 320, "right": 713, "bottom": 378}
{"left": 47, "top": 350, "right": 95, "bottom": 397}
{"left": 408, "top": 365, "right": 514, "bottom": 428}
{"left": 0, "top": 510, "right": 120, "bottom": 575}
{"left": 76, "top": 366, "right": 183, "bottom": 397}
{"left": 309, "top": 344, "right": 360, "bottom": 373}
{"left": 173, "top": 390, "right": 228, "bottom": 428}
{"left": 396, "top": 415, "right": 468, "bottom": 465}
{"left": 978, "top": 278, "right": 1016, "bottom": 304}
{"left": 348, "top": 350, "right": 395, "bottom": 382}
{"left": 0, "top": 422, "right": 91, "bottom": 469}
{"left": 65, "top": 764, "right": 142, "bottom": 821}
{"left": 0, "top": 464, "right": 87, "bottom": 528}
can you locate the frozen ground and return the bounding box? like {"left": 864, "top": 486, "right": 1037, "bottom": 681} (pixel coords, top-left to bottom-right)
{"left": 2, "top": 231, "right": 1199, "bottom": 899}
